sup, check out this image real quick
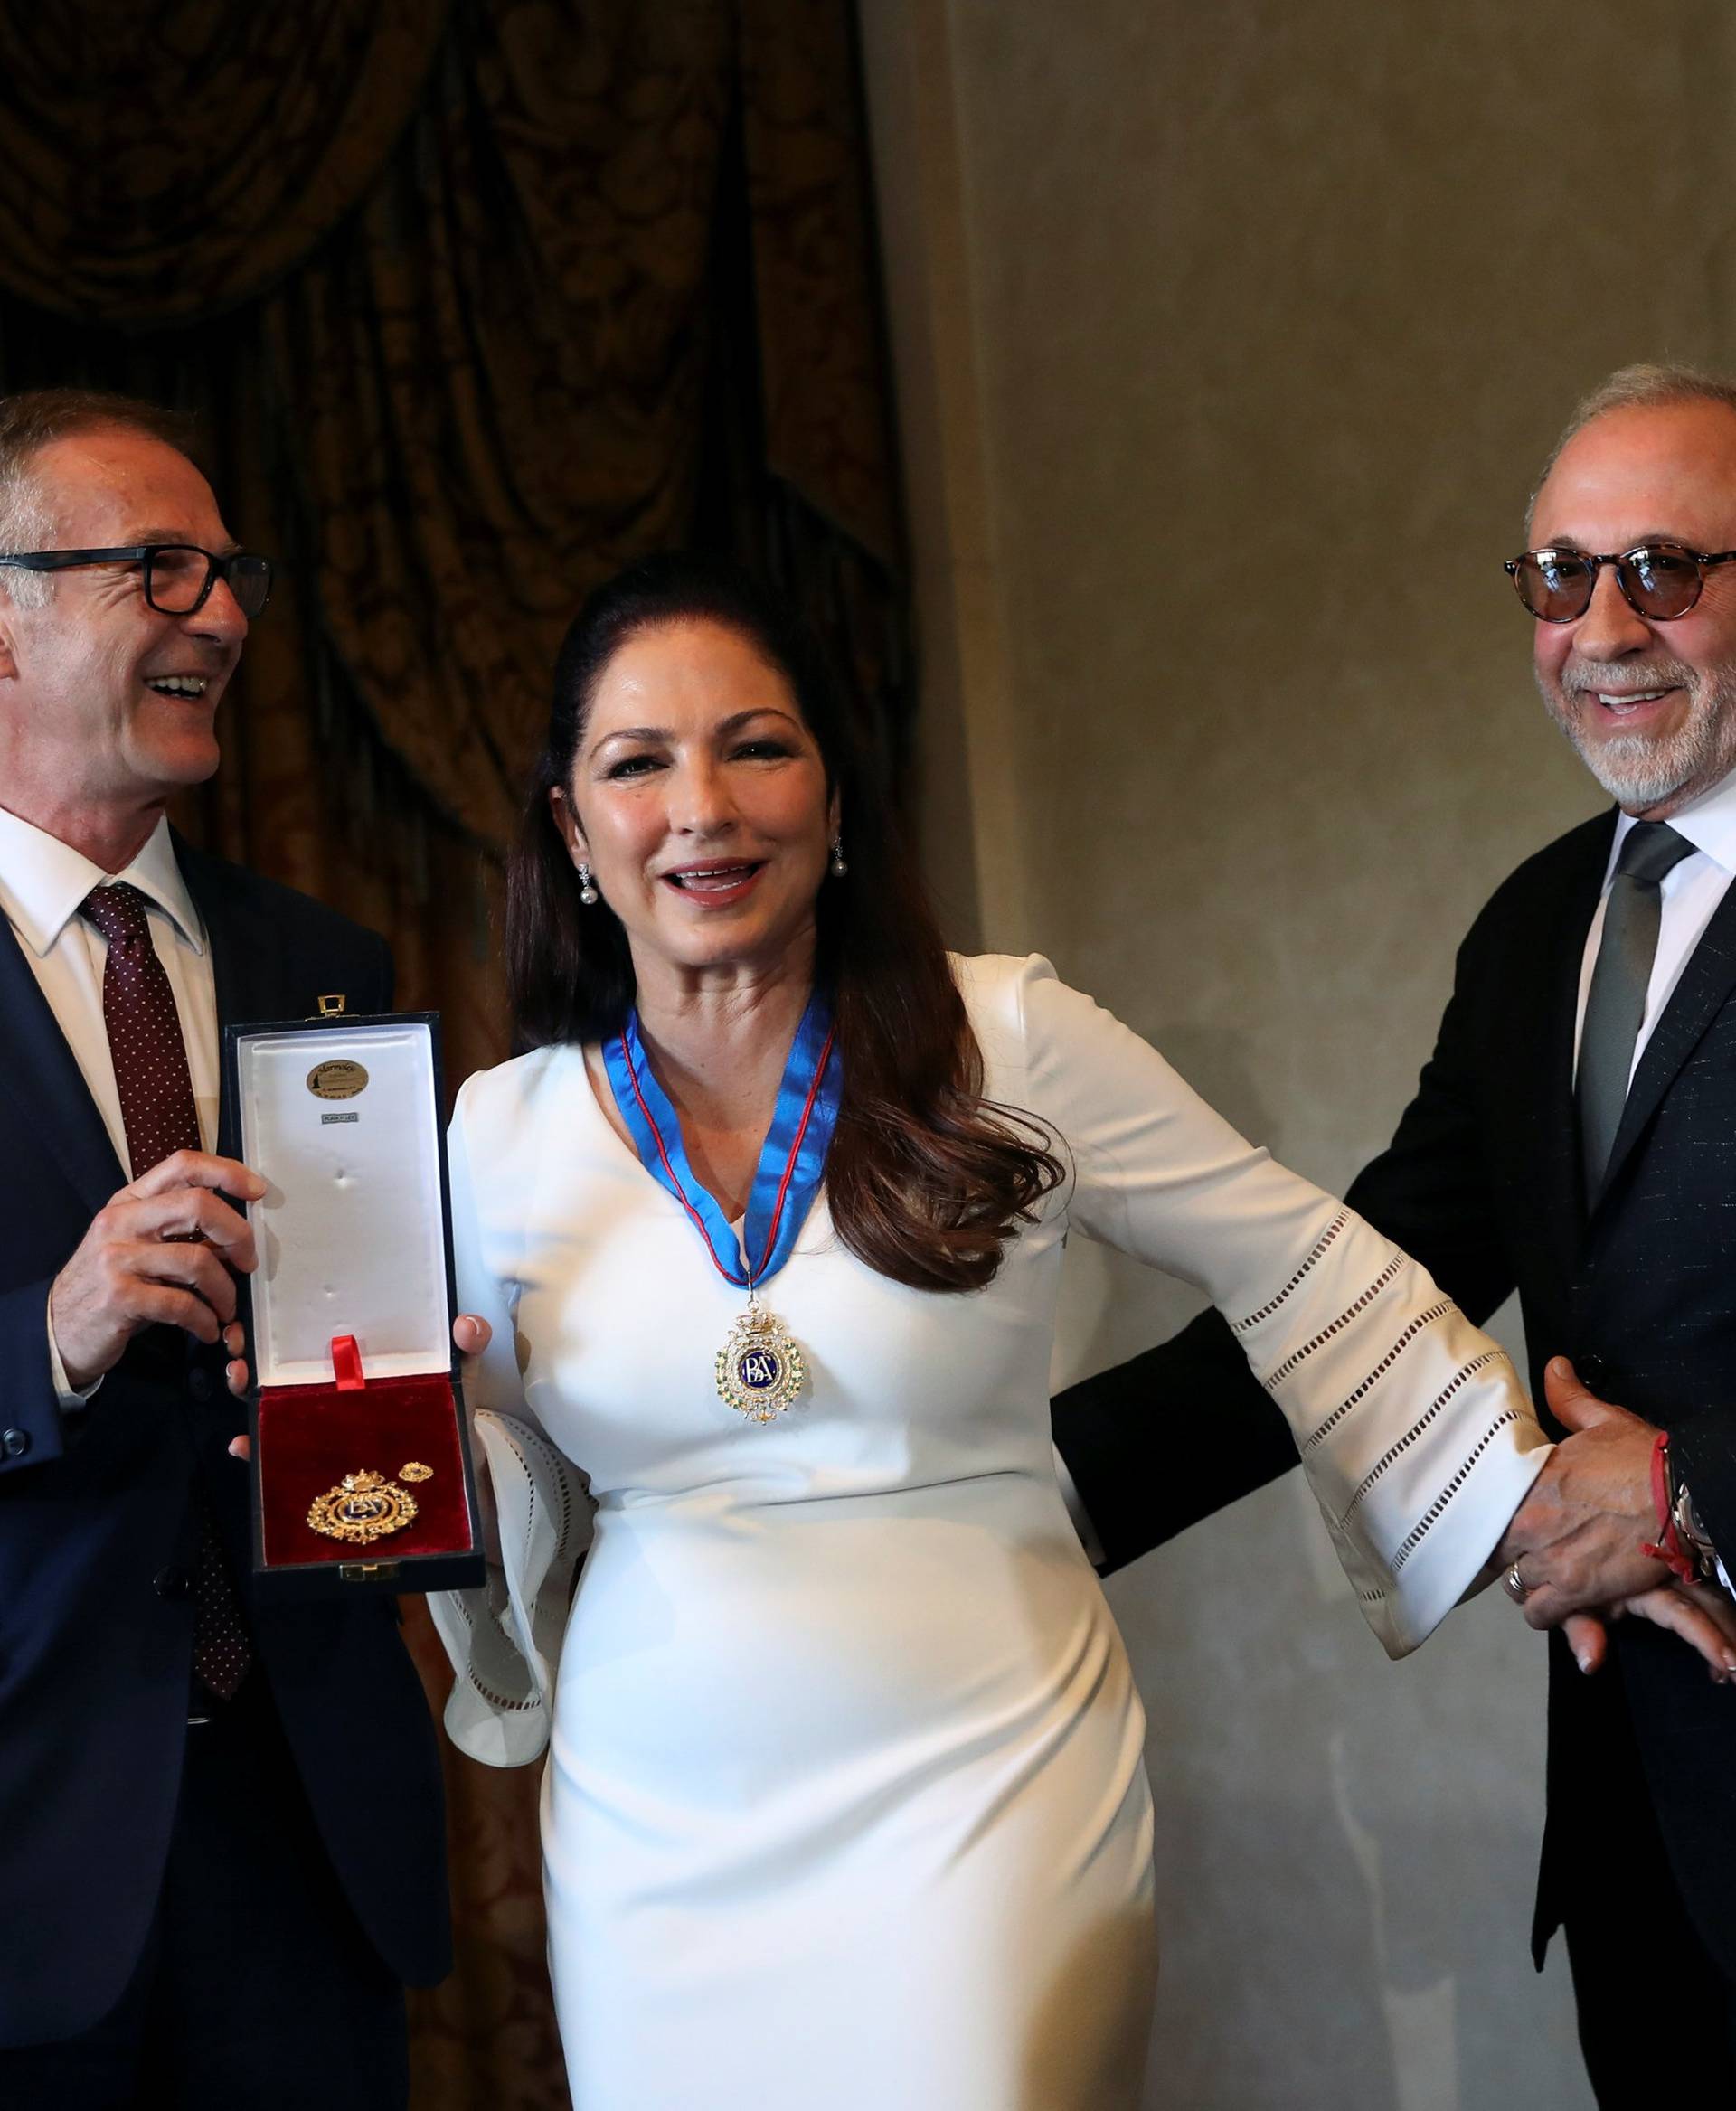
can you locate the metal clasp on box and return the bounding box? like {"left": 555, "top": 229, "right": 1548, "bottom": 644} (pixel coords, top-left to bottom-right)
{"left": 315, "top": 994, "right": 346, "bottom": 1018}
{"left": 338, "top": 1561, "right": 400, "bottom": 1583}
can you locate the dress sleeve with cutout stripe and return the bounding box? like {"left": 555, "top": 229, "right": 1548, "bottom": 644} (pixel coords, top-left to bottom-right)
{"left": 965, "top": 952, "right": 1552, "bottom": 1657}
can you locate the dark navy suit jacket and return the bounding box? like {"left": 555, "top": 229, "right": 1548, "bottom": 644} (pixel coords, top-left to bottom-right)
{"left": 0, "top": 834, "right": 450, "bottom": 2046}
{"left": 1054, "top": 810, "right": 1736, "bottom": 1977}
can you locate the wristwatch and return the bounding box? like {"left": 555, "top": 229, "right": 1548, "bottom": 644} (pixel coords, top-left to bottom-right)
{"left": 1666, "top": 1446, "right": 1723, "bottom": 1587}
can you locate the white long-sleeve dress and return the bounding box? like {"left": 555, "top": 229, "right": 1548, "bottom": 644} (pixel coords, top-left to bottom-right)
{"left": 431, "top": 955, "right": 1549, "bottom": 2111}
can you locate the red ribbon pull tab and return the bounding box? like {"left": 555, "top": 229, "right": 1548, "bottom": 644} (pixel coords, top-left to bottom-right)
{"left": 331, "top": 1334, "right": 365, "bottom": 1391}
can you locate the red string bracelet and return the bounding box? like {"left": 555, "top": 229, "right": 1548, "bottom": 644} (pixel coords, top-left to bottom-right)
{"left": 1640, "top": 1428, "right": 1699, "bottom": 1586}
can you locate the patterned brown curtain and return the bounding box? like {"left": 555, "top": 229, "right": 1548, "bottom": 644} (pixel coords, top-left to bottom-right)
{"left": 0, "top": 5, "right": 904, "bottom": 2104}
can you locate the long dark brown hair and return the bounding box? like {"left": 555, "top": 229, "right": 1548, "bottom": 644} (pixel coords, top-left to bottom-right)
{"left": 507, "top": 551, "right": 1062, "bottom": 1293}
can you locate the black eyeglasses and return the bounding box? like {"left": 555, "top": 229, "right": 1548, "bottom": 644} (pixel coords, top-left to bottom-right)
{"left": 1505, "top": 542, "right": 1736, "bottom": 624}
{"left": 0, "top": 543, "right": 273, "bottom": 618}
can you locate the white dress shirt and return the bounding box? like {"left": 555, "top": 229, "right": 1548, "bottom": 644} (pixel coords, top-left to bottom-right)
{"left": 1574, "top": 764, "right": 1736, "bottom": 1079}
{"left": 0, "top": 804, "right": 218, "bottom": 1401}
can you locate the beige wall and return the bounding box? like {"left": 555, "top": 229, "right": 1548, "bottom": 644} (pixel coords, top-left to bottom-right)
{"left": 862, "top": 5, "right": 1736, "bottom": 2105}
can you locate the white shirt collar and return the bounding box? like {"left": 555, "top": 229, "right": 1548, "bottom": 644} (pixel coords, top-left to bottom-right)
{"left": 0, "top": 806, "right": 206, "bottom": 959}
{"left": 1609, "top": 763, "right": 1736, "bottom": 880}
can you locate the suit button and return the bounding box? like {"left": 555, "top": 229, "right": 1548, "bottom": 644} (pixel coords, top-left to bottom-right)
{"left": 1577, "top": 1353, "right": 1609, "bottom": 1391}
{"left": 1, "top": 1428, "right": 30, "bottom": 1459}
{"left": 154, "top": 1569, "right": 192, "bottom": 1600}
{"left": 187, "top": 1370, "right": 212, "bottom": 1404}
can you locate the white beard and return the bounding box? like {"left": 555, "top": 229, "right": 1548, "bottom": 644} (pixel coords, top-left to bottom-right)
{"left": 1539, "top": 655, "right": 1736, "bottom": 811}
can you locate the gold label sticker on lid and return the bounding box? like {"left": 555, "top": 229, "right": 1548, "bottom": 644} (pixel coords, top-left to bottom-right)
{"left": 307, "top": 1058, "right": 370, "bottom": 1100}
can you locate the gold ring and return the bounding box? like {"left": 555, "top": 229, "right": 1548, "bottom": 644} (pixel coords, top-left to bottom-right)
{"left": 399, "top": 1461, "right": 433, "bottom": 1483}
{"left": 307, "top": 1469, "right": 418, "bottom": 1545}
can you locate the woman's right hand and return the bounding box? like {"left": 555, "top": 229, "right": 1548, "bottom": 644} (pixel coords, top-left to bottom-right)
{"left": 454, "top": 1313, "right": 492, "bottom": 1357}
{"left": 450, "top": 1313, "right": 502, "bottom": 1564}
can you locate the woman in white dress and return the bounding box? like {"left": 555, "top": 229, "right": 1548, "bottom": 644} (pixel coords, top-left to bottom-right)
{"left": 429, "top": 556, "right": 1707, "bottom": 2110}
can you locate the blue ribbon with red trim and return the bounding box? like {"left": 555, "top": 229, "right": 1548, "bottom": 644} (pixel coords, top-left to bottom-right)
{"left": 602, "top": 993, "right": 841, "bottom": 1288}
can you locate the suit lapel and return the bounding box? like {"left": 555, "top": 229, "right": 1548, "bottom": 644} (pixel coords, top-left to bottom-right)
{"left": 1598, "top": 861, "right": 1736, "bottom": 1203}
{"left": 175, "top": 834, "right": 285, "bottom": 1159}
{"left": 0, "top": 920, "right": 124, "bottom": 1218}
{"left": 1530, "top": 816, "right": 1613, "bottom": 1258}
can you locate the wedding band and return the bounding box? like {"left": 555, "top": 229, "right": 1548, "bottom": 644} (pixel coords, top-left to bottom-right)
{"left": 1502, "top": 1561, "right": 1530, "bottom": 1604}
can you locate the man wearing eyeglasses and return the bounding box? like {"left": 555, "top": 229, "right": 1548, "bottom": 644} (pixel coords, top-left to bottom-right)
{"left": 1052, "top": 363, "right": 1736, "bottom": 2100}
{"left": 0, "top": 391, "right": 447, "bottom": 2107}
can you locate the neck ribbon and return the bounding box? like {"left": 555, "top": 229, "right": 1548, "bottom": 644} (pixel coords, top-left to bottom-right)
{"left": 603, "top": 992, "right": 841, "bottom": 1289}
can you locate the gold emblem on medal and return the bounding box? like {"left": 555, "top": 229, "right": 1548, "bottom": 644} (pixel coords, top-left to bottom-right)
{"left": 307, "top": 1467, "right": 419, "bottom": 1544}
{"left": 714, "top": 1300, "right": 807, "bottom": 1424}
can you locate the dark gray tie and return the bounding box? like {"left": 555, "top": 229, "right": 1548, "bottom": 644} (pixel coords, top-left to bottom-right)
{"left": 1577, "top": 820, "right": 1695, "bottom": 1197}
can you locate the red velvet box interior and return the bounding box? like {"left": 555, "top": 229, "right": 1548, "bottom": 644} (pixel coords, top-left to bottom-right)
{"left": 258, "top": 1373, "right": 474, "bottom": 1568}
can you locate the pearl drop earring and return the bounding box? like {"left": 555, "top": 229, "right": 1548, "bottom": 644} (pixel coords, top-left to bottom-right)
{"left": 829, "top": 835, "right": 847, "bottom": 878}
{"left": 578, "top": 862, "right": 599, "bottom": 906}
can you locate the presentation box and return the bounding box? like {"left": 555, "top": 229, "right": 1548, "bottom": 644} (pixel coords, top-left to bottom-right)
{"left": 225, "top": 1010, "right": 484, "bottom": 1602}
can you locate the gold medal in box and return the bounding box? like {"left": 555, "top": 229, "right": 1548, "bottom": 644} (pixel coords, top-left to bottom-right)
{"left": 307, "top": 1462, "right": 435, "bottom": 1545}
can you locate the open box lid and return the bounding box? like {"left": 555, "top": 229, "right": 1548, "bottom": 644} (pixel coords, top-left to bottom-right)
{"left": 230, "top": 1014, "right": 453, "bottom": 1390}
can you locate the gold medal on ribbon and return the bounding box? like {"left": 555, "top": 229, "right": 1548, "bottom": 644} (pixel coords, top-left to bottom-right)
{"left": 714, "top": 1295, "right": 807, "bottom": 1424}
{"left": 307, "top": 1468, "right": 419, "bottom": 1545}
{"left": 606, "top": 997, "right": 837, "bottom": 1430}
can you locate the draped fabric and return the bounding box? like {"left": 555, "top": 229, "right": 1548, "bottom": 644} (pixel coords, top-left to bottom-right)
{"left": 0, "top": 6, "right": 904, "bottom": 2106}
{"left": 0, "top": 2, "right": 448, "bottom": 319}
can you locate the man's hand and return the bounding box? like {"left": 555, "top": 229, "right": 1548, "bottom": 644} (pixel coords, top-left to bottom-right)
{"left": 1499, "top": 1357, "right": 1665, "bottom": 1626}
{"left": 1561, "top": 1583, "right": 1736, "bottom": 1681}
{"left": 51, "top": 1151, "right": 265, "bottom": 1392}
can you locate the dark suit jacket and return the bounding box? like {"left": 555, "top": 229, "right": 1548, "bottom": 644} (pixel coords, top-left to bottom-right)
{"left": 1053, "top": 809, "right": 1736, "bottom": 1976}
{"left": 0, "top": 835, "right": 450, "bottom": 2046}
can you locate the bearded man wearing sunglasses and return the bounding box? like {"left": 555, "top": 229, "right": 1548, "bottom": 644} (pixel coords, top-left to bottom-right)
{"left": 0, "top": 391, "right": 448, "bottom": 2108}
{"left": 1052, "top": 363, "right": 1736, "bottom": 2101}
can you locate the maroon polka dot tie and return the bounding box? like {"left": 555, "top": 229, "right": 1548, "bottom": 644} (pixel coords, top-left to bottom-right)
{"left": 81, "top": 882, "right": 252, "bottom": 1701}
{"left": 81, "top": 883, "right": 201, "bottom": 1176}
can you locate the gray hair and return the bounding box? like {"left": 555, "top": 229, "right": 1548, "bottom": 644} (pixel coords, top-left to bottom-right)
{"left": 1529, "top": 362, "right": 1736, "bottom": 524}
{"left": 0, "top": 472, "right": 54, "bottom": 608}
{"left": 0, "top": 390, "right": 201, "bottom": 610}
